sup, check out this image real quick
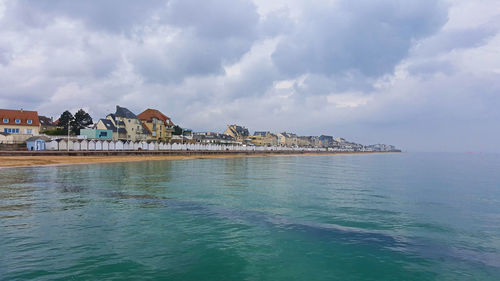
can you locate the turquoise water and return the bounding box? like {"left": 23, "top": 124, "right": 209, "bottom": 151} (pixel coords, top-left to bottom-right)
{"left": 1, "top": 153, "right": 500, "bottom": 280}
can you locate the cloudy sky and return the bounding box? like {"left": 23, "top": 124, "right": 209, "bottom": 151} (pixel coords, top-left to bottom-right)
{"left": 1, "top": 0, "right": 499, "bottom": 152}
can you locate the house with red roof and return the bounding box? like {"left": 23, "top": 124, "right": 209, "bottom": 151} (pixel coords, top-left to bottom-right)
{"left": 138, "top": 108, "right": 175, "bottom": 142}
{"left": 0, "top": 108, "right": 41, "bottom": 136}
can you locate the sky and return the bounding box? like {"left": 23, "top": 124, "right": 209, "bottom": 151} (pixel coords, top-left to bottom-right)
{"left": 0, "top": 0, "right": 499, "bottom": 152}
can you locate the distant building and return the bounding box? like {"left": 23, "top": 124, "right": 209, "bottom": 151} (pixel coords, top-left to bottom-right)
{"left": 224, "top": 125, "right": 249, "bottom": 142}
{"left": 277, "top": 132, "right": 297, "bottom": 147}
{"left": 105, "top": 106, "right": 149, "bottom": 141}
{"left": 38, "top": 115, "right": 57, "bottom": 132}
{"left": 0, "top": 108, "right": 40, "bottom": 136}
{"left": 249, "top": 131, "right": 278, "bottom": 146}
{"left": 138, "top": 108, "right": 175, "bottom": 142}
{"left": 193, "top": 132, "right": 235, "bottom": 144}
{"left": 80, "top": 128, "right": 113, "bottom": 140}
{"left": 297, "top": 136, "right": 319, "bottom": 147}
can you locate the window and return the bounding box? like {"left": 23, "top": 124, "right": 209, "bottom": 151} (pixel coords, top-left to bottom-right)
{"left": 3, "top": 118, "right": 8, "bottom": 123}
{"left": 27, "top": 120, "right": 32, "bottom": 124}
{"left": 99, "top": 131, "right": 108, "bottom": 137}
{"left": 25, "top": 129, "right": 32, "bottom": 134}
{"left": 15, "top": 119, "right": 20, "bottom": 124}
{"left": 3, "top": 128, "right": 20, "bottom": 134}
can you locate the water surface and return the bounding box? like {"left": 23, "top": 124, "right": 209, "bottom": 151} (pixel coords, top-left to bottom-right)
{"left": 1, "top": 153, "right": 500, "bottom": 280}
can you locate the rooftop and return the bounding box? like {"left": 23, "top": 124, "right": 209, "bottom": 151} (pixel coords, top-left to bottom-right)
{"left": 0, "top": 108, "right": 40, "bottom": 126}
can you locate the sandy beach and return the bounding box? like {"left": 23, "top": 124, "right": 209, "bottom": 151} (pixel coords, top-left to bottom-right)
{"left": 0, "top": 152, "right": 367, "bottom": 168}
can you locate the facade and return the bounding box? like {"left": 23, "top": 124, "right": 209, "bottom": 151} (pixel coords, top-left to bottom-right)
{"left": 137, "top": 108, "right": 174, "bottom": 142}
{"left": 297, "top": 136, "right": 319, "bottom": 147}
{"left": 193, "top": 132, "right": 235, "bottom": 144}
{"left": 224, "top": 125, "right": 249, "bottom": 142}
{"left": 277, "top": 132, "right": 297, "bottom": 147}
{"left": 319, "top": 135, "right": 340, "bottom": 148}
{"left": 249, "top": 131, "right": 278, "bottom": 146}
{"left": 0, "top": 109, "right": 40, "bottom": 135}
{"left": 80, "top": 128, "right": 113, "bottom": 140}
{"left": 26, "top": 136, "right": 51, "bottom": 151}
{"left": 105, "top": 106, "right": 149, "bottom": 141}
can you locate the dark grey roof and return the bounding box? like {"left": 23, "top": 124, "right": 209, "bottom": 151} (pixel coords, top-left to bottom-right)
{"left": 99, "top": 119, "right": 127, "bottom": 134}
{"left": 253, "top": 131, "right": 267, "bottom": 137}
{"left": 38, "top": 115, "right": 54, "bottom": 126}
{"left": 0, "top": 132, "right": 10, "bottom": 136}
{"left": 100, "top": 119, "right": 117, "bottom": 131}
{"left": 115, "top": 105, "right": 138, "bottom": 119}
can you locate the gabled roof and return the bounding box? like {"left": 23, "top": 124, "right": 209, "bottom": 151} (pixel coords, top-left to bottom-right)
{"left": 138, "top": 108, "right": 174, "bottom": 126}
{"left": 38, "top": 115, "right": 55, "bottom": 126}
{"left": 98, "top": 119, "right": 127, "bottom": 134}
{"left": 0, "top": 109, "right": 40, "bottom": 126}
{"left": 115, "top": 105, "right": 139, "bottom": 119}
{"left": 99, "top": 119, "right": 117, "bottom": 131}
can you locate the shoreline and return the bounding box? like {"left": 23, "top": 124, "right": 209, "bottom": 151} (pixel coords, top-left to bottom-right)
{"left": 0, "top": 151, "right": 395, "bottom": 169}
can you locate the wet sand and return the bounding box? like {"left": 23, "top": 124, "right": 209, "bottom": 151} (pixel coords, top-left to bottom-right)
{"left": 0, "top": 152, "right": 363, "bottom": 168}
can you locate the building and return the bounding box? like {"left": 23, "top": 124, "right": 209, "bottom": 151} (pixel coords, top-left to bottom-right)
{"left": 105, "top": 106, "right": 149, "bottom": 141}
{"left": 193, "top": 132, "right": 235, "bottom": 144}
{"left": 249, "top": 131, "right": 278, "bottom": 146}
{"left": 95, "top": 119, "right": 126, "bottom": 140}
{"left": 277, "top": 132, "right": 297, "bottom": 147}
{"left": 297, "top": 136, "right": 319, "bottom": 147}
{"left": 224, "top": 125, "right": 249, "bottom": 142}
{"left": 0, "top": 109, "right": 40, "bottom": 135}
{"left": 80, "top": 128, "right": 113, "bottom": 140}
{"left": 38, "top": 115, "right": 57, "bottom": 132}
{"left": 137, "top": 108, "right": 175, "bottom": 142}
{"left": 26, "top": 136, "right": 51, "bottom": 151}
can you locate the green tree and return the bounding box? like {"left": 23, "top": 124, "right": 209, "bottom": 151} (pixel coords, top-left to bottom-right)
{"left": 71, "top": 109, "right": 93, "bottom": 135}
{"left": 173, "top": 125, "right": 183, "bottom": 135}
{"left": 58, "top": 110, "right": 74, "bottom": 133}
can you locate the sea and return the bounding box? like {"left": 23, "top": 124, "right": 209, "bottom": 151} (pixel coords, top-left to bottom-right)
{"left": 1, "top": 153, "right": 500, "bottom": 280}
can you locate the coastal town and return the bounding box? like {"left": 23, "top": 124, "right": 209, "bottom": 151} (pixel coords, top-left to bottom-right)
{"left": 0, "top": 106, "right": 400, "bottom": 152}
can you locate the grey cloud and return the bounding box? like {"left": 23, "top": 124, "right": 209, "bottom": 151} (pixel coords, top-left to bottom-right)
{"left": 272, "top": 0, "right": 448, "bottom": 78}
{"left": 164, "top": 0, "right": 259, "bottom": 39}
{"left": 131, "top": 31, "right": 255, "bottom": 83}
{"left": 13, "top": 0, "right": 167, "bottom": 32}
{"left": 131, "top": 0, "right": 262, "bottom": 83}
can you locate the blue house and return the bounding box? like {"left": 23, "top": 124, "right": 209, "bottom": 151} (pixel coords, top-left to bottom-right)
{"left": 26, "top": 136, "right": 51, "bottom": 151}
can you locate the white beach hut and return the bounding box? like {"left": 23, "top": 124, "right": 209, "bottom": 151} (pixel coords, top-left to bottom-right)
{"left": 88, "top": 140, "right": 96, "bottom": 150}
{"left": 80, "top": 139, "right": 88, "bottom": 150}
